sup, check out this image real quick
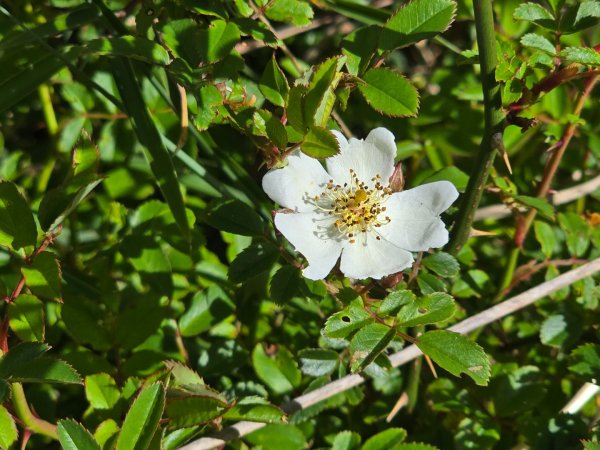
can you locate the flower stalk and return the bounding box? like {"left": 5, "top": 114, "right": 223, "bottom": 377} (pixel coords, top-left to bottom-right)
{"left": 11, "top": 383, "right": 58, "bottom": 440}
{"left": 447, "top": 0, "right": 504, "bottom": 255}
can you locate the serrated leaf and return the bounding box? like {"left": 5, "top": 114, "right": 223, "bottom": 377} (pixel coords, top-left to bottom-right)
{"left": 298, "top": 348, "right": 339, "bottom": 376}
{"left": 8, "top": 294, "right": 44, "bottom": 342}
{"left": 179, "top": 287, "right": 234, "bottom": 337}
{"left": 270, "top": 266, "right": 304, "bottom": 304}
{"left": 85, "top": 373, "right": 121, "bottom": 410}
{"left": 342, "top": 25, "right": 381, "bottom": 76}
{"left": 534, "top": 221, "right": 557, "bottom": 258}
{"left": 417, "top": 330, "right": 491, "bottom": 386}
{"left": 515, "top": 195, "right": 554, "bottom": 219}
{"left": 422, "top": 252, "right": 460, "bottom": 278}
{"left": 21, "top": 252, "right": 62, "bottom": 301}
{"left": 223, "top": 396, "right": 285, "bottom": 423}
{"left": 301, "top": 126, "right": 340, "bottom": 159}
{"left": 331, "top": 430, "right": 361, "bottom": 450}
{"left": 287, "top": 85, "right": 308, "bottom": 133}
{"left": 165, "top": 396, "right": 227, "bottom": 428}
{"left": 559, "top": 1, "right": 600, "bottom": 33}
{"left": 0, "top": 405, "right": 18, "bottom": 450}
{"left": 520, "top": 33, "right": 555, "bottom": 54}
{"left": 324, "top": 299, "right": 374, "bottom": 339}
{"left": 559, "top": 47, "right": 600, "bottom": 66}
{"left": 58, "top": 420, "right": 101, "bottom": 450}
{"left": 205, "top": 199, "right": 264, "bottom": 236}
{"left": 570, "top": 343, "right": 600, "bottom": 382}
{"left": 0, "top": 181, "right": 37, "bottom": 250}
{"left": 362, "top": 428, "right": 407, "bottom": 450}
{"left": 116, "top": 383, "right": 165, "bottom": 450}
{"left": 558, "top": 212, "right": 591, "bottom": 257}
{"left": 265, "top": 0, "right": 314, "bottom": 26}
{"left": 304, "top": 57, "right": 344, "bottom": 127}
{"left": 358, "top": 68, "right": 419, "bottom": 117}
{"left": 381, "top": 0, "right": 456, "bottom": 50}
{"left": 349, "top": 323, "right": 395, "bottom": 372}
{"left": 379, "top": 290, "right": 415, "bottom": 316}
{"left": 252, "top": 344, "right": 301, "bottom": 394}
{"left": 0, "top": 342, "right": 81, "bottom": 384}
{"left": 260, "top": 56, "right": 290, "bottom": 107}
{"left": 397, "top": 292, "right": 456, "bottom": 327}
{"left": 229, "top": 242, "right": 279, "bottom": 283}
{"left": 514, "top": 3, "right": 556, "bottom": 29}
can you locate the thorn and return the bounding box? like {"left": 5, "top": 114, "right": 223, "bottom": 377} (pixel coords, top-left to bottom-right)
{"left": 470, "top": 228, "right": 497, "bottom": 237}
{"left": 386, "top": 392, "right": 409, "bottom": 423}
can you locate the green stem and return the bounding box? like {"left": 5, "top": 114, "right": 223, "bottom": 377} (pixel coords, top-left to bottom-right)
{"left": 447, "top": 0, "right": 504, "bottom": 255}
{"left": 495, "top": 246, "right": 520, "bottom": 301}
{"left": 38, "top": 84, "right": 58, "bottom": 136}
{"left": 11, "top": 383, "right": 58, "bottom": 440}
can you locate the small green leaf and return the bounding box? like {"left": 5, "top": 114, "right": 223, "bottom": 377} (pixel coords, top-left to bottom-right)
{"left": 21, "top": 252, "right": 62, "bottom": 301}
{"left": 301, "top": 126, "right": 340, "bottom": 159}
{"left": 558, "top": 212, "right": 591, "bottom": 257}
{"left": 287, "top": 85, "right": 308, "bottom": 133}
{"left": 202, "top": 20, "right": 241, "bottom": 62}
{"left": 349, "top": 323, "right": 395, "bottom": 372}
{"left": 559, "top": 1, "right": 600, "bottom": 33}
{"left": 342, "top": 25, "right": 380, "bottom": 76}
{"left": 540, "top": 313, "right": 580, "bottom": 348}
{"left": 94, "top": 420, "right": 120, "bottom": 450}
{"left": 270, "top": 266, "right": 305, "bottom": 304}
{"left": 534, "top": 221, "right": 557, "bottom": 258}
{"left": 382, "top": 0, "right": 456, "bottom": 50}
{"left": 417, "top": 330, "right": 491, "bottom": 386}
{"left": 58, "top": 420, "right": 101, "bottom": 450}
{"left": 298, "top": 348, "right": 339, "bottom": 376}
{"left": 85, "top": 373, "right": 121, "bottom": 410}
{"left": 252, "top": 344, "right": 301, "bottom": 394}
{"left": 362, "top": 428, "right": 407, "bottom": 450}
{"left": 379, "top": 290, "right": 415, "bottom": 316}
{"left": 331, "top": 430, "right": 361, "bottom": 450}
{"left": 559, "top": 47, "right": 600, "bottom": 66}
{"left": 358, "top": 68, "right": 419, "bottom": 117}
{"left": 422, "top": 252, "right": 460, "bottom": 278}
{"left": 514, "top": 3, "right": 556, "bottom": 29}
{"left": 0, "top": 180, "right": 37, "bottom": 250}
{"left": 0, "top": 405, "right": 18, "bottom": 450}
{"left": 206, "top": 199, "right": 264, "bottom": 236}
{"left": 260, "top": 56, "right": 290, "bottom": 107}
{"left": 116, "top": 383, "right": 165, "bottom": 450}
{"left": 222, "top": 396, "right": 285, "bottom": 423}
{"left": 179, "top": 287, "right": 234, "bottom": 337}
{"left": 396, "top": 292, "right": 456, "bottom": 327}
{"left": 165, "top": 396, "right": 227, "bottom": 428}
{"left": 324, "top": 299, "right": 374, "bottom": 339}
{"left": 229, "top": 242, "right": 280, "bottom": 283}
{"left": 86, "top": 36, "right": 171, "bottom": 65}
{"left": 515, "top": 195, "right": 554, "bottom": 219}
{"left": 8, "top": 294, "right": 45, "bottom": 342}
{"left": 265, "top": 0, "right": 314, "bottom": 26}
{"left": 304, "top": 56, "right": 344, "bottom": 127}
{"left": 520, "top": 33, "right": 556, "bottom": 54}
{"left": 569, "top": 343, "right": 600, "bottom": 381}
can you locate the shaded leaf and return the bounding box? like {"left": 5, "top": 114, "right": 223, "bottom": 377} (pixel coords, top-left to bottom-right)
{"left": 301, "top": 126, "right": 340, "bottom": 159}
{"left": 21, "top": 252, "right": 62, "bottom": 301}
{"left": 298, "top": 348, "right": 339, "bottom": 376}
{"left": 58, "top": 420, "right": 101, "bottom": 450}
{"left": 0, "top": 181, "right": 37, "bottom": 250}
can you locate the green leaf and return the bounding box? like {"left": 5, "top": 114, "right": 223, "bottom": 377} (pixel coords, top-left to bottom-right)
{"left": 559, "top": 1, "right": 600, "bottom": 33}
{"left": 417, "top": 330, "right": 491, "bottom": 386}
{"left": 0, "top": 181, "right": 37, "bottom": 250}
{"left": 165, "top": 396, "right": 227, "bottom": 428}
{"left": 112, "top": 57, "right": 190, "bottom": 240}
{"left": 362, "top": 428, "right": 407, "bottom": 450}
{"left": 558, "top": 212, "right": 591, "bottom": 257}
{"left": 515, "top": 195, "right": 554, "bottom": 219}
{"left": 342, "top": 25, "right": 381, "bottom": 76}
{"left": 301, "top": 126, "right": 340, "bottom": 159}
{"left": 569, "top": 343, "right": 600, "bottom": 381}
{"left": 304, "top": 56, "right": 344, "bottom": 127}
{"left": 265, "top": 0, "right": 314, "bottom": 26}
{"left": 559, "top": 47, "right": 600, "bottom": 67}
{"left": 422, "top": 167, "right": 469, "bottom": 192}
{"left": 246, "top": 424, "right": 307, "bottom": 450}
{"left": 381, "top": 0, "right": 456, "bottom": 50}
{"left": 492, "top": 366, "right": 547, "bottom": 417}
{"left": 85, "top": 373, "right": 121, "bottom": 410}
{"left": 379, "top": 290, "right": 415, "bottom": 316}
{"left": 540, "top": 313, "right": 579, "bottom": 348}
{"left": 21, "top": 252, "right": 62, "bottom": 301}
{"left": 179, "top": 287, "right": 234, "bottom": 337}
{"left": 513, "top": 3, "right": 555, "bottom": 29}
{"left": 8, "top": 294, "right": 45, "bottom": 342}
{"left": 298, "top": 348, "right": 339, "bottom": 376}
{"left": 252, "top": 344, "right": 301, "bottom": 394}
{"left": 229, "top": 242, "right": 280, "bottom": 283}
{"left": 260, "top": 56, "right": 290, "bottom": 107}
{"left": 397, "top": 292, "right": 456, "bottom": 327}
{"left": 520, "top": 33, "right": 555, "bottom": 54}
{"left": 331, "top": 431, "right": 361, "bottom": 450}
{"left": 422, "top": 252, "right": 460, "bottom": 278}
{"left": 95, "top": 420, "right": 120, "bottom": 450}
{"left": 0, "top": 405, "right": 18, "bottom": 450}
{"left": 270, "top": 266, "right": 304, "bottom": 304}
{"left": 0, "top": 342, "right": 81, "bottom": 384}
{"left": 116, "top": 383, "right": 165, "bottom": 450}
{"left": 287, "top": 85, "right": 308, "bottom": 133}
{"left": 222, "top": 396, "right": 285, "bottom": 423}
{"left": 534, "top": 221, "right": 557, "bottom": 258}
{"left": 86, "top": 36, "right": 171, "bottom": 65}
{"left": 206, "top": 199, "right": 264, "bottom": 236}
{"left": 194, "top": 84, "right": 224, "bottom": 131}
{"left": 324, "top": 299, "right": 374, "bottom": 339}
{"left": 58, "top": 420, "right": 101, "bottom": 450}
{"left": 202, "top": 20, "right": 241, "bottom": 62}
{"left": 349, "top": 323, "right": 395, "bottom": 372}
{"left": 358, "top": 68, "right": 419, "bottom": 117}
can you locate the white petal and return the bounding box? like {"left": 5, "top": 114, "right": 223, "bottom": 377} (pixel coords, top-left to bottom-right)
{"left": 339, "top": 232, "right": 414, "bottom": 280}
{"left": 326, "top": 127, "right": 396, "bottom": 189}
{"left": 274, "top": 212, "right": 343, "bottom": 280}
{"left": 262, "top": 151, "right": 330, "bottom": 212}
{"left": 378, "top": 181, "right": 458, "bottom": 252}
{"left": 330, "top": 130, "right": 349, "bottom": 150}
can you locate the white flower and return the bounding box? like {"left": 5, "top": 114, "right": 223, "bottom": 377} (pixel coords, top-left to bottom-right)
{"left": 262, "top": 127, "right": 459, "bottom": 280}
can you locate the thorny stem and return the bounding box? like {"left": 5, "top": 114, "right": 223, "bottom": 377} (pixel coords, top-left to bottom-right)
{"left": 515, "top": 74, "right": 599, "bottom": 247}
{"left": 447, "top": 0, "right": 504, "bottom": 255}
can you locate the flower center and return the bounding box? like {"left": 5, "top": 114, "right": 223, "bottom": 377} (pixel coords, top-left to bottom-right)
{"left": 313, "top": 169, "right": 392, "bottom": 243}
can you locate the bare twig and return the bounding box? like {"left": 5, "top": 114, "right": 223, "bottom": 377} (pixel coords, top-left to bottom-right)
{"left": 561, "top": 382, "right": 599, "bottom": 414}
{"left": 178, "top": 258, "right": 600, "bottom": 450}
